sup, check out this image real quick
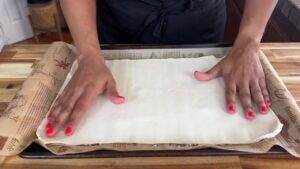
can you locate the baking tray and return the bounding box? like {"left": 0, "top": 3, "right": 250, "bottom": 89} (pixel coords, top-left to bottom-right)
{"left": 20, "top": 143, "right": 287, "bottom": 159}
{"left": 19, "top": 43, "right": 288, "bottom": 159}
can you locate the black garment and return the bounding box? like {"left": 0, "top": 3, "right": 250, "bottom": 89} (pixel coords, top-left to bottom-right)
{"left": 97, "top": 0, "right": 226, "bottom": 44}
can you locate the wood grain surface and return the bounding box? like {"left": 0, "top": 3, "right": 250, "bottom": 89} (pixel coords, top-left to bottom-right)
{"left": 0, "top": 43, "right": 299, "bottom": 169}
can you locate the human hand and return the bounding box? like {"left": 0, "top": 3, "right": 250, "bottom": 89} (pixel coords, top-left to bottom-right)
{"left": 46, "top": 54, "right": 125, "bottom": 137}
{"left": 194, "top": 37, "right": 271, "bottom": 120}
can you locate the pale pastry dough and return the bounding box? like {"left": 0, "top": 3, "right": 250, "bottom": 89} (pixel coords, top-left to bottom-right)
{"left": 37, "top": 56, "right": 282, "bottom": 145}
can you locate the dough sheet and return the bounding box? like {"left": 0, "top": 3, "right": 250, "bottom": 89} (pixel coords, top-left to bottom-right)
{"left": 37, "top": 56, "right": 282, "bottom": 145}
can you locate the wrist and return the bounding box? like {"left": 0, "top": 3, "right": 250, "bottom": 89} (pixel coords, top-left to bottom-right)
{"left": 77, "top": 45, "right": 105, "bottom": 63}
{"left": 233, "top": 32, "right": 260, "bottom": 51}
{"left": 236, "top": 27, "right": 263, "bottom": 44}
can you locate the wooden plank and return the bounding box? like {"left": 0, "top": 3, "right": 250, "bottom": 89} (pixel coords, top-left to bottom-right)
{"left": 260, "top": 43, "right": 300, "bottom": 49}
{"left": 240, "top": 155, "right": 300, "bottom": 169}
{"left": 10, "top": 53, "right": 42, "bottom": 62}
{"left": 272, "top": 62, "right": 300, "bottom": 75}
{"left": 0, "top": 51, "right": 17, "bottom": 61}
{"left": 270, "top": 49, "right": 300, "bottom": 57}
{"left": 0, "top": 80, "right": 26, "bottom": 88}
{"left": 2, "top": 44, "right": 50, "bottom": 54}
{"left": 0, "top": 63, "right": 33, "bottom": 80}
{"left": 266, "top": 49, "right": 300, "bottom": 63}
{"left": 0, "top": 156, "right": 242, "bottom": 169}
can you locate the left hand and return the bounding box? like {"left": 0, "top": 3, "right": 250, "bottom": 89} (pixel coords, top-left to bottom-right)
{"left": 194, "top": 37, "right": 272, "bottom": 120}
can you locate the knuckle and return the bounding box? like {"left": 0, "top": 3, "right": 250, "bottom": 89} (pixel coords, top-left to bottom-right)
{"left": 258, "top": 100, "right": 265, "bottom": 105}
{"left": 75, "top": 104, "right": 85, "bottom": 112}
{"left": 242, "top": 104, "right": 252, "bottom": 110}
{"left": 251, "top": 89, "right": 261, "bottom": 96}
{"left": 72, "top": 87, "right": 83, "bottom": 94}
{"left": 261, "top": 90, "right": 270, "bottom": 98}
{"left": 226, "top": 96, "right": 234, "bottom": 103}
{"left": 259, "top": 77, "right": 267, "bottom": 86}
{"left": 261, "top": 88, "right": 269, "bottom": 94}
{"left": 240, "top": 97, "right": 251, "bottom": 107}
{"left": 263, "top": 93, "right": 270, "bottom": 99}
{"left": 259, "top": 75, "right": 266, "bottom": 81}
{"left": 224, "top": 72, "right": 235, "bottom": 81}
{"left": 239, "top": 92, "right": 251, "bottom": 98}
{"left": 226, "top": 88, "right": 235, "bottom": 96}
{"left": 71, "top": 112, "right": 82, "bottom": 122}
{"left": 61, "top": 103, "right": 73, "bottom": 111}
{"left": 75, "top": 101, "right": 88, "bottom": 112}
{"left": 237, "top": 80, "right": 248, "bottom": 88}
{"left": 56, "top": 114, "right": 67, "bottom": 125}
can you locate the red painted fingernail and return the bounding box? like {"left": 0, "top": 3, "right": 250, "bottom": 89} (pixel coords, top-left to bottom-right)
{"left": 260, "top": 105, "right": 268, "bottom": 114}
{"left": 246, "top": 111, "right": 255, "bottom": 121}
{"left": 194, "top": 71, "right": 210, "bottom": 81}
{"left": 45, "top": 124, "right": 55, "bottom": 137}
{"left": 45, "top": 123, "right": 53, "bottom": 130}
{"left": 110, "top": 96, "right": 125, "bottom": 104}
{"left": 266, "top": 99, "right": 272, "bottom": 107}
{"left": 64, "top": 125, "right": 75, "bottom": 136}
{"left": 227, "top": 103, "right": 236, "bottom": 114}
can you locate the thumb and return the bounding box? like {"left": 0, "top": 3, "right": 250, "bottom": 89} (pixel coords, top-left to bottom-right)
{"left": 106, "top": 80, "right": 125, "bottom": 104}
{"left": 194, "top": 64, "right": 221, "bottom": 81}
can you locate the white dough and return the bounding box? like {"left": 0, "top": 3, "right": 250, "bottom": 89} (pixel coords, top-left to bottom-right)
{"left": 37, "top": 56, "right": 282, "bottom": 145}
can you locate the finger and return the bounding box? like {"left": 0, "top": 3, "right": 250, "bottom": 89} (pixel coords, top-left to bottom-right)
{"left": 194, "top": 64, "right": 221, "bottom": 81}
{"left": 225, "top": 78, "right": 237, "bottom": 114}
{"left": 64, "top": 86, "right": 98, "bottom": 136}
{"left": 47, "top": 94, "right": 66, "bottom": 123}
{"left": 238, "top": 82, "right": 255, "bottom": 120}
{"left": 48, "top": 87, "right": 80, "bottom": 121}
{"left": 259, "top": 77, "right": 272, "bottom": 107}
{"left": 106, "top": 80, "right": 125, "bottom": 104}
{"left": 45, "top": 88, "right": 84, "bottom": 137}
{"left": 45, "top": 95, "right": 66, "bottom": 137}
{"left": 47, "top": 75, "right": 81, "bottom": 121}
{"left": 250, "top": 81, "right": 268, "bottom": 114}
{"left": 45, "top": 101, "right": 74, "bottom": 137}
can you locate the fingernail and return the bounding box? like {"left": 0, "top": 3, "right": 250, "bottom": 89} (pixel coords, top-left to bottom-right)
{"left": 45, "top": 123, "right": 53, "bottom": 130}
{"left": 246, "top": 111, "right": 255, "bottom": 121}
{"left": 266, "top": 99, "right": 272, "bottom": 107}
{"left": 194, "top": 71, "right": 210, "bottom": 81}
{"left": 260, "top": 105, "right": 268, "bottom": 114}
{"left": 111, "top": 96, "right": 125, "bottom": 104}
{"left": 45, "top": 124, "right": 55, "bottom": 137}
{"left": 227, "top": 103, "right": 236, "bottom": 114}
{"left": 64, "top": 125, "right": 75, "bottom": 136}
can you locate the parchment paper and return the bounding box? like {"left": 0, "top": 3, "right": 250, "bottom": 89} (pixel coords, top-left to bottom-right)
{"left": 1, "top": 42, "right": 300, "bottom": 157}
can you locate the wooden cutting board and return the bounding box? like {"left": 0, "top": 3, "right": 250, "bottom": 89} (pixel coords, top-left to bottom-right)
{"left": 0, "top": 43, "right": 300, "bottom": 169}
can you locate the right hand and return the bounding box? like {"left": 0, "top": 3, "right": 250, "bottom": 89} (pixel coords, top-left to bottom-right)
{"left": 45, "top": 54, "right": 125, "bottom": 137}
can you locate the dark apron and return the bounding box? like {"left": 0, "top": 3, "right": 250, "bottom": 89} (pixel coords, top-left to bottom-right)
{"left": 97, "top": 0, "right": 226, "bottom": 44}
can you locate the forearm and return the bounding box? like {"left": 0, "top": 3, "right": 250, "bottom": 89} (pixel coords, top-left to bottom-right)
{"left": 60, "top": 0, "right": 104, "bottom": 62}
{"left": 236, "top": 0, "right": 278, "bottom": 43}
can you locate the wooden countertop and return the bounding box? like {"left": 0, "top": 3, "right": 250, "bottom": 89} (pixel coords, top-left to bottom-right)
{"left": 0, "top": 43, "right": 299, "bottom": 169}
